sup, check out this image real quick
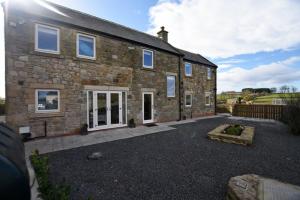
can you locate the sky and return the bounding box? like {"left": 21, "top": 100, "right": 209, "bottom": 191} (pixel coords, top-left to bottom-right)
{"left": 1, "top": 0, "right": 300, "bottom": 97}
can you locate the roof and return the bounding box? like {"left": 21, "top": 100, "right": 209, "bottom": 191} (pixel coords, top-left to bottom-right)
{"left": 177, "top": 49, "right": 217, "bottom": 67}
{"left": 6, "top": 0, "right": 217, "bottom": 67}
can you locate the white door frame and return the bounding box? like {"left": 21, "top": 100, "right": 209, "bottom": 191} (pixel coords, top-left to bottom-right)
{"left": 142, "top": 92, "right": 154, "bottom": 124}
{"left": 87, "top": 90, "right": 126, "bottom": 131}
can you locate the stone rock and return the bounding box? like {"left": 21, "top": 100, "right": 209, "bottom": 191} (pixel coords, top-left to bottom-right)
{"left": 87, "top": 152, "right": 103, "bottom": 160}
{"left": 227, "top": 174, "right": 300, "bottom": 200}
{"left": 227, "top": 174, "right": 259, "bottom": 200}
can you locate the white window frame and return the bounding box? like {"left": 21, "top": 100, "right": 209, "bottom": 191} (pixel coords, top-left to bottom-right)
{"left": 76, "top": 33, "right": 96, "bottom": 60}
{"left": 35, "top": 24, "right": 60, "bottom": 54}
{"left": 207, "top": 67, "right": 212, "bottom": 80}
{"left": 205, "top": 92, "right": 211, "bottom": 106}
{"left": 185, "top": 62, "right": 192, "bottom": 77}
{"left": 35, "top": 89, "right": 60, "bottom": 113}
{"left": 185, "top": 94, "right": 192, "bottom": 107}
{"left": 167, "top": 75, "right": 176, "bottom": 97}
{"left": 143, "top": 49, "right": 154, "bottom": 69}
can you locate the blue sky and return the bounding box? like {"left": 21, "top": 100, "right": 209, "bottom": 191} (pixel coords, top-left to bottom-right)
{"left": 1, "top": 0, "right": 300, "bottom": 97}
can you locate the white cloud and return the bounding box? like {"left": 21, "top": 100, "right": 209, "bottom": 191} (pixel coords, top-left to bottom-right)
{"left": 148, "top": 0, "right": 300, "bottom": 58}
{"left": 218, "top": 64, "right": 232, "bottom": 69}
{"left": 217, "top": 56, "right": 300, "bottom": 92}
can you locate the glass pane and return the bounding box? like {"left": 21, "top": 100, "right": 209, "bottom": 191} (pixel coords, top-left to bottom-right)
{"left": 122, "top": 92, "right": 126, "bottom": 124}
{"left": 79, "top": 35, "right": 94, "bottom": 57}
{"left": 144, "top": 94, "right": 152, "bottom": 121}
{"left": 167, "top": 76, "right": 175, "bottom": 97}
{"left": 185, "top": 63, "right": 191, "bottom": 75}
{"left": 38, "top": 91, "right": 58, "bottom": 111}
{"left": 143, "top": 50, "right": 153, "bottom": 67}
{"left": 111, "top": 93, "right": 120, "bottom": 124}
{"left": 186, "top": 95, "right": 191, "bottom": 106}
{"left": 97, "top": 93, "right": 107, "bottom": 126}
{"left": 38, "top": 26, "right": 58, "bottom": 51}
{"left": 207, "top": 68, "right": 211, "bottom": 79}
{"left": 88, "top": 91, "right": 93, "bottom": 129}
{"left": 206, "top": 95, "right": 210, "bottom": 105}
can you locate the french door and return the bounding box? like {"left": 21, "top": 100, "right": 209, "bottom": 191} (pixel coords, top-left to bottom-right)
{"left": 143, "top": 92, "right": 154, "bottom": 124}
{"left": 88, "top": 91, "right": 126, "bottom": 131}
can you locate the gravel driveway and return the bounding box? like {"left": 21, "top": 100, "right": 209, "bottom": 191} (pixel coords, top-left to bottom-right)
{"left": 47, "top": 117, "right": 300, "bottom": 200}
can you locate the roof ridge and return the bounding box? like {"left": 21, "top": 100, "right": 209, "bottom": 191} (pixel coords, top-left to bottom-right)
{"left": 43, "top": 0, "right": 168, "bottom": 44}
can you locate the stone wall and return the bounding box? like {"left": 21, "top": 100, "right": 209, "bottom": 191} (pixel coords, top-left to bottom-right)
{"left": 181, "top": 61, "right": 216, "bottom": 119}
{"left": 5, "top": 12, "right": 181, "bottom": 137}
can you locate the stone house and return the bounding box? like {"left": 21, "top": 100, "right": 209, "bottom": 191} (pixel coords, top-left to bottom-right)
{"left": 3, "top": 0, "right": 217, "bottom": 138}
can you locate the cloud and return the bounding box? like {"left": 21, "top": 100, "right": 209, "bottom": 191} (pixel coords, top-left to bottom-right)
{"left": 217, "top": 56, "right": 300, "bottom": 92}
{"left": 148, "top": 0, "right": 300, "bottom": 58}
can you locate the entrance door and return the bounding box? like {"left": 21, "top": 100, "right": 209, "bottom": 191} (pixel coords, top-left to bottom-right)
{"left": 143, "top": 92, "right": 154, "bottom": 124}
{"left": 88, "top": 91, "right": 126, "bottom": 131}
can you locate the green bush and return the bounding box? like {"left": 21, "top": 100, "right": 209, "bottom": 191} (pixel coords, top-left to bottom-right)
{"left": 280, "top": 94, "right": 300, "bottom": 135}
{"left": 30, "top": 150, "right": 70, "bottom": 200}
{"left": 224, "top": 124, "right": 243, "bottom": 136}
{"left": 0, "top": 103, "right": 5, "bottom": 115}
{"left": 282, "top": 105, "right": 300, "bottom": 135}
{"left": 216, "top": 104, "right": 231, "bottom": 113}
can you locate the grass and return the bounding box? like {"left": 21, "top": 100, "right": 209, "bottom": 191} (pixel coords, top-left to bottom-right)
{"left": 223, "top": 124, "right": 244, "bottom": 136}
{"left": 253, "top": 93, "right": 298, "bottom": 104}
{"left": 30, "top": 150, "right": 70, "bottom": 200}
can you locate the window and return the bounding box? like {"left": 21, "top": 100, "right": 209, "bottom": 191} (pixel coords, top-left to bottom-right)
{"left": 205, "top": 92, "right": 211, "bottom": 106}
{"left": 167, "top": 75, "right": 175, "bottom": 97}
{"left": 207, "top": 68, "right": 212, "bottom": 80}
{"left": 35, "top": 24, "right": 59, "bottom": 53}
{"left": 77, "top": 33, "right": 96, "bottom": 59}
{"left": 143, "top": 49, "right": 153, "bottom": 68}
{"left": 35, "top": 90, "right": 60, "bottom": 112}
{"left": 185, "top": 62, "right": 192, "bottom": 76}
{"left": 185, "top": 94, "right": 192, "bottom": 107}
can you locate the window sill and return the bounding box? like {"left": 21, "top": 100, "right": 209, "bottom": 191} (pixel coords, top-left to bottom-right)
{"left": 141, "top": 67, "right": 156, "bottom": 72}
{"left": 29, "top": 112, "right": 65, "bottom": 119}
{"left": 31, "top": 51, "right": 64, "bottom": 59}
{"left": 73, "top": 57, "right": 98, "bottom": 63}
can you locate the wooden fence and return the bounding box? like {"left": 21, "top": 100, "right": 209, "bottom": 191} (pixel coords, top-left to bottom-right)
{"left": 232, "top": 104, "right": 284, "bottom": 120}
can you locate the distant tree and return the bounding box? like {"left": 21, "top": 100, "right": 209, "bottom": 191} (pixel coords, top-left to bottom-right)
{"left": 280, "top": 85, "right": 290, "bottom": 93}
{"left": 270, "top": 87, "right": 277, "bottom": 93}
{"left": 242, "top": 88, "right": 254, "bottom": 93}
{"left": 291, "top": 86, "right": 298, "bottom": 93}
{"left": 242, "top": 90, "right": 255, "bottom": 102}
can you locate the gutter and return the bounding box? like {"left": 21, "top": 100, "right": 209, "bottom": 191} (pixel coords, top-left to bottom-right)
{"left": 178, "top": 56, "right": 182, "bottom": 121}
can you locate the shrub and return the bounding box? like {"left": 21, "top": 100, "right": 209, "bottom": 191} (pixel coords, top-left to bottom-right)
{"left": 223, "top": 124, "right": 244, "bottom": 136}
{"left": 30, "top": 150, "right": 70, "bottom": 200}
{"left": 216, "top": 104, "right": 231, "bottom": 113}
{"left": 281, "top": 94, "right": 300, "bottom": 135}
{"left": 0, "top": 102, "right": 5, "bottom": 115}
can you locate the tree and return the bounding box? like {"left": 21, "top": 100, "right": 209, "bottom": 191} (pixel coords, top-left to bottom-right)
{"left": 291, "top": 86, "right": 298, "bottom": 93}
{"left": 270, "top": 87, "right": 277, "bottom": 93}
{"left": 280, "top": 85, "right": 289, "bottom": 93}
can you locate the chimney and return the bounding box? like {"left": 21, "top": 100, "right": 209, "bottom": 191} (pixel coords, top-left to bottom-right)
{"left": 157, "top": 26, "right": 168, "bottom": 42}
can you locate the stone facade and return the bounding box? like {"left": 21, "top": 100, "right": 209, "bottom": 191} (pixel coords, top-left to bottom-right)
{"left": 4, "top": 7, "right": 216, "bottom": 137}
{"left": 181, "top": 62, "right": 216, "bottom": 119}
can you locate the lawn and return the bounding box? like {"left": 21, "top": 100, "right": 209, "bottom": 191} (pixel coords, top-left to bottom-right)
{"left": 253, "top": 93, "right": 298, "bottom": 104}
{"left": 46, "top": 117, "right": 300, "bottom": 200}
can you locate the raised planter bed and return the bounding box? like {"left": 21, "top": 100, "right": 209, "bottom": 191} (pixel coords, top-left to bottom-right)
{"left": 207, "top": 124, "right": 255, "bottom": 145}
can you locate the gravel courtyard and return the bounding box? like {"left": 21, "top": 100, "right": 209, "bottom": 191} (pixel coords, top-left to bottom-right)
{"left": 47, "top": 117, "right": 300, "bottom": 200}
